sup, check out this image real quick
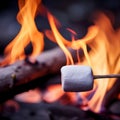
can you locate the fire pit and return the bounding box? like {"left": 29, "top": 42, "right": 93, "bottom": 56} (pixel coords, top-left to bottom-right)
{"left": 0, "top": 0, "right": 120, "bottom": 120}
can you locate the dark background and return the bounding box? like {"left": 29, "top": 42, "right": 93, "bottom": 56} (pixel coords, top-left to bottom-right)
{"left": 0, "top": 0, "right": 120, "bottom": 54}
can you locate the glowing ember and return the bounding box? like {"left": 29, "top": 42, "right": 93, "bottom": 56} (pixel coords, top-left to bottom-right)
{"left": 42, "top": 84, "right": 64, "bottom": 102}
{"left": 0, "top": 0, "right": 120, "bottom": 113}
{"left": 15, "top": 89, "right": 42, "bottom": 103}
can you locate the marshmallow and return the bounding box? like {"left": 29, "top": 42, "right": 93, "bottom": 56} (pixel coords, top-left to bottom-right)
{"left": 61, "top": 65, "right": 94, "bottom": 92}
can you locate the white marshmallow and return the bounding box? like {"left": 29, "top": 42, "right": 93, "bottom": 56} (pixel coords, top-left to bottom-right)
{"left": 61, "top": 65, "right": 94, "bottom": 92}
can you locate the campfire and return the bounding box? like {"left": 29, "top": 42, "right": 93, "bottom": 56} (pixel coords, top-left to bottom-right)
{"left": 0, "top": 0, "right": 120, "bottom": 119}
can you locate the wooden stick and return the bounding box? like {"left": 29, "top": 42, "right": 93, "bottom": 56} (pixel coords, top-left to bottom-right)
{"left": 93, "top": 74, "right": 120, "bottom": 79}
{"left": 0, "top": 47, "right": 83, "bottom": 102}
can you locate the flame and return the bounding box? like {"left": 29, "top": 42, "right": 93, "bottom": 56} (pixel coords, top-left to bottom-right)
{"left": 1, "top": 0, "right": 120, "bottom": 113}
{"left": 1, "top": 0, "right": 44, "bottom": 65}
{"left": 46, "top": 12, "right": 120, "bottom": 112}
{"left": 85, "top": 13, "right": 120, "bottom": 112}
{"left": 46, "top": 12, "right": 74, "bottom": 65}
{"left": 46, "top": 12, "right": 99, "bottom": 65}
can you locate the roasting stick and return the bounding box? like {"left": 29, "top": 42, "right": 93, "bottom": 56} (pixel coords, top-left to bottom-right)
{"left": 61, "top": 65, "right": 120, "bottom": 92}
{"left": 93, "top": 74, "right": 120, "bottom": 79}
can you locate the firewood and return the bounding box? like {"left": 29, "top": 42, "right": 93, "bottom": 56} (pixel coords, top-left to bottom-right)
{"left": 0, "top": 47, "right": 83, "bottom": 102}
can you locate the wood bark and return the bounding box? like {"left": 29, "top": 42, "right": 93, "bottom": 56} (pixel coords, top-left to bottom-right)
{"left": 0, "top": 47, "right": 83, "bottom": 102}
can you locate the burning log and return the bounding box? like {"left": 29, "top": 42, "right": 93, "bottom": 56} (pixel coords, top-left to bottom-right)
{"left": 61, "top": 65, "right": 120, "bottom": 92}
{"left": 0, "top": 47, "right": 83, "bottom": 102}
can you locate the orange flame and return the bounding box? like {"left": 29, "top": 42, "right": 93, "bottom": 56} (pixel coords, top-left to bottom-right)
{"left": 46, "top": 12, "right": 99, "bottom": 65}
{"left": 46, "top": 12, "right": 120, "bottom": 112}
{"left": 46, "top": 12, "right": 73, "bottom": 65}
{"left": 85, "top": 13, "right": 120, "bottom": 112}
{"left": 1, "top": 0, "right": 44, "bottom": 65}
